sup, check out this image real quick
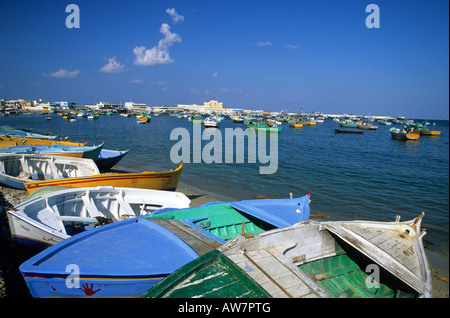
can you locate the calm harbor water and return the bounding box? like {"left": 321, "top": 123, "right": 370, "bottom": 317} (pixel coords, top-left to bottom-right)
{"left": 1, "top": 113, "right": 449, "bottom": 262}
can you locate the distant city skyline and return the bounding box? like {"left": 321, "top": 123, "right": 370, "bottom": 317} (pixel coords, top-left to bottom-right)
{"left": 0, "top": 0, "right": 448, "bottom": 119}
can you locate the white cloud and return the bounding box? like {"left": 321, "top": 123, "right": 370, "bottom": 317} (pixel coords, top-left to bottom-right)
{"left": 100, "top": 56, "right": 124, "bottom": 73}
{"left": 212, "top": 72, "right": 219, "bottom": 78}
{"left": 286, "top": 44, "right": 299, "bottom": 49}
{"left": 45, "top": 69, "right": 80, "bottom": 78}
{"left": 133, "top": 23, "right": 181, "bottom": 66}
{"left": 166, "top": 8, "right": 184, "bottom": 23}
{"left": 256, "top": 41, "right": 273, "bottom": 47}
{"left": 130, "top": 79, "right": 144, "bottom": 84}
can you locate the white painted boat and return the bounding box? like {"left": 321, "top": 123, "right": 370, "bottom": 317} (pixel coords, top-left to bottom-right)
{"left": 204, "top": 116, "right": 220, "bottom": 128}
{"left": 7, "top": 186, "right": 191, "bottom": 248}
{"left": 0, "top": 154, "right": 100, "bottom": 189}
{"left": 145, "top": 213, "right": 432, "bottom": 298}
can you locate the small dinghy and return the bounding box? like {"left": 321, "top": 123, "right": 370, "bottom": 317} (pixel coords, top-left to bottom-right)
{"left": 7, "top": 186, "right": 191, "bottom": 247}
{"left": 0, "top": 153, "right": 100, "bottom": 189}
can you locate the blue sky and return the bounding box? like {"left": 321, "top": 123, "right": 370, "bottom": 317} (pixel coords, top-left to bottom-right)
{"left": 0, "top": 0, "right": 448, "bottom": 119}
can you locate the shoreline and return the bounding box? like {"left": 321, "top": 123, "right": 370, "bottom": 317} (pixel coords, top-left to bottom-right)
{"left": 0, "top": 184, "right": 448, "bottom": 298}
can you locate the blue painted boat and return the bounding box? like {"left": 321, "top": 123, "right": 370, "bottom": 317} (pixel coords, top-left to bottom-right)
{"left": 94, "top": 148, "right": 130, "bottom": 170}
{"left": 0, "top": 143, "right": 104, "bottom": 160}
{"left": 19, "top": 192, "right": 311, "bottom": 298}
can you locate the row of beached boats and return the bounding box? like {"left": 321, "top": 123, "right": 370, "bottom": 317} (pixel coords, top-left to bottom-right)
{"left": 0, "top": 126, "right": 434, "bottom": 298}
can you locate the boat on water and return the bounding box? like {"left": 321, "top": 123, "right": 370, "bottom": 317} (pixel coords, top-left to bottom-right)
{"left": 357, "top": 122, "right": 378, "bottom": 130}
{"left": 23, "top": 163, "right": 184, "bottom": 193}
{"left": 94, "top": 148, "right": 130, "bottom": 170}
{"left": 339, "top": 121, "right": 358, "bottom": 128}
{"left": 230, "top": 116, "right": 245, "bottom": 123}
{"left": 204, "top": 116, "right": 220, "bottom": 128}
{"left": 245, "top": 121, "right": 282, "bottom": 133}
{"left": 390, "top": 127, "right": 420, "bottom": 140}
{"left": 419, "top": 127, "right": 441, "bottom": 136}
{"left": 378, "top": 119, "right": 392, "bottom": 125}
{"left": 0, "top": 142, "right": 104, "bottom": 160}
{"left": 18, "top": 192, "right": 311, "bottom": 297}
{"left": 7, "top": 186, "right": 191, "bottom": 248}
{"left": 143, "top": 212, "right": 431, "bottom": 298}
{"left": 0, "top": 154, "right": 100, "bottom": 189}
{"left": 334, "top": 128, "right": 364, "bottom": 134}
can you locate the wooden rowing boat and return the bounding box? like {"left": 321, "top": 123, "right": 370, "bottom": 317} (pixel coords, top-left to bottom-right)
{"left": 23, "top": 163, "right": 184, "bottom": 193}
{"left": 0, "top": 143, "right": 104, "bottom": 159}
{"left": 334, "top": 128, "right": 364, "bottom": 134}
{"left": 390, "top": 127, "right": 420, "bottom": 140}
{"left": 143, "top": 213, "right": 431, "bottom": 298}
{"left": 0, "top": 154, "right": 100, "bottom": 189}
{"left": 0, "top": 136, "right": 87, "bottom": 148}
{"left": 7, "top": 186, "right": 191, "bottom": 248}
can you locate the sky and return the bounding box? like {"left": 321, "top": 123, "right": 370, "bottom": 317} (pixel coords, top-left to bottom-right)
{"left": 0, "top": 0, "right": 448, "bottom": 119}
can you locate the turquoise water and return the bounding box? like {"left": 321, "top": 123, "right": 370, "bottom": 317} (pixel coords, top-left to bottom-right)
{"left": 2, "top": 113, "right": 448, "bottom": 259}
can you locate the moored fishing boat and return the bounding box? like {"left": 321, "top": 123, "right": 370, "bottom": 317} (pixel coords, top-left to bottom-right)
{"left": 245, "top": 121, "right": 282, "bottom": 132}
{"left": 334, "top": 128, "right": 364, "bottom": 134}
{"left": 143, "top": 213, "right": 431, "bottom": 298}
{"left": 0, "top": 142, "right": 104, "bottom": 159}
{"left": 204, "top": 116, "right": 220, "bottom": 128}
{"left": 390, "top": 127, "right": 420, "bottom": 140}
{"left": 18, "top": 192, "right": 311, "bottom": 297}
{"left": 357, "top": 122, "right": 378, "bottom": 130}
{"left": 339, "top": 120, "right": 358, "bottom": 128}
{"left": 7, "top": 186, "right": 191, "bottom": 248}
{"left": 0, "top": 154, "right": 100, "bottom": 189}
{"left": 23, "top": 163, "right": 184, "bottom": 193}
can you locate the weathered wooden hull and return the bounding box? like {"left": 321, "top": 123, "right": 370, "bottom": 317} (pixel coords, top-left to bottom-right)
{"left": 24, "top": 163, "right": 183, "bottom": 193}
{"left": 0, "top": 154, "right": 100, "bottom": 189}
{"left": 144, "top": 214, "right": 432, "bottom": 298}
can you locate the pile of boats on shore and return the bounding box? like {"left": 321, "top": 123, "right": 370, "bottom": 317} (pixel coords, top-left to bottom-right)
{"left": 0, "top": 125, "right": 434, "bottom": 298}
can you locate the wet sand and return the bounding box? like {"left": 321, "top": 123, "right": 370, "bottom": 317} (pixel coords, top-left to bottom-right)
{"left": 0, "top": 185, "right": 448, "bottom": 298}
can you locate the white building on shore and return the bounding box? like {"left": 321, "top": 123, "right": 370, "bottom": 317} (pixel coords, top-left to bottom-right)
{"left": 124, "top": 101, "right": 150, "bottom": 113}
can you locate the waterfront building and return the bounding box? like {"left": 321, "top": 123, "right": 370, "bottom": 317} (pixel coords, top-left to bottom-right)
{"left": 124, "top": 101, "right": 150, "bottom": 113}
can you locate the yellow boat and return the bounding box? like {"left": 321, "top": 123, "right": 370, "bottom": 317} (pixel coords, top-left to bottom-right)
{"left": 289, "top": 123, "right": 303, "bottom": 128}
{"left": 0, "top": 136, "right": 87, "bottom": 148}
{"left": 420, "top": 130, "right": 441, "bottom": 136}
{"left": 24, "top": 163, "right": 184, "bottom": 194}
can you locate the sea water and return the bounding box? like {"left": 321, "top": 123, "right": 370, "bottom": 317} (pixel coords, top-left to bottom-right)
{"left": 2, "top": 113, "right": 448, "bottom": 262}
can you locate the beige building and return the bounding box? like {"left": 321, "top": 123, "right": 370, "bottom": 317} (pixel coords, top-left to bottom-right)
{"left": 204, "top": 100, "right": 223, "bottom": 111}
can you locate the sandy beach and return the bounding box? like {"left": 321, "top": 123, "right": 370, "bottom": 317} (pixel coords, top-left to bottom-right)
{"left": 0, "top": 185, "right": 448, "bottom": 298}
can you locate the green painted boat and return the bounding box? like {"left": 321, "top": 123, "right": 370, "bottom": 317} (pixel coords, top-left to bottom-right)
{"left": 339, "top": 121, "right": 358, "bottom": 128}
{"left": 143, "top": 213, "right": 431, "bottom": 298}
{"left": 245, "top": 121, "right": 282, "bottom": 133}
